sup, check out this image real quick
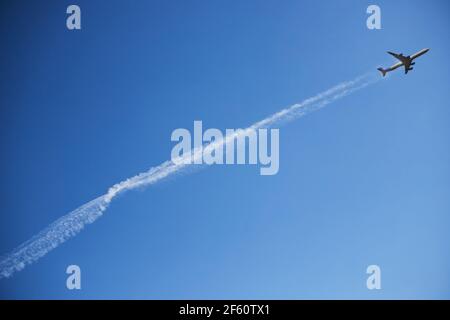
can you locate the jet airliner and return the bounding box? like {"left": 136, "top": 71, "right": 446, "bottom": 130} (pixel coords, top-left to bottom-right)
{"left": 377, "top": 48, "right": 430, "bottom": 76}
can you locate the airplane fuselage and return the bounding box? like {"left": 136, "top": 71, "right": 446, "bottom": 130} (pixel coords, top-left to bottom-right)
{"left": 412, "top": 48, "right": 430, "bottom": 59}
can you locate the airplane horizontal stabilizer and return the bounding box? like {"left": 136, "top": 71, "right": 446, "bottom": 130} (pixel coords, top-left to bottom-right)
{"left": 377, "top": 68, "right": 387, "bottom": 77}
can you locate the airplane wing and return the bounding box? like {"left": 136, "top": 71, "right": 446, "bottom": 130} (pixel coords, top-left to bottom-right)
{"left": 387, "top": 51, "right": 409, "bottom": 64}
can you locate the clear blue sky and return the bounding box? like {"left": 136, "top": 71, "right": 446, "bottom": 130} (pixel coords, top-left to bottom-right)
{"left": 0, "top": 0, "right": 449, "bottom": 299}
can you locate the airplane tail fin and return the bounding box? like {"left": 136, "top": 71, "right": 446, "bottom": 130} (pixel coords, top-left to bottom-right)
{"left": 377, "top": 68, "right": 387, "bottom": 77}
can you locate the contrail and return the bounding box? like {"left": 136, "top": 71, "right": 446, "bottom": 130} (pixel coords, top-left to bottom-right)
{"left": 0, "top": 71, "right": 381, "bottom": 279}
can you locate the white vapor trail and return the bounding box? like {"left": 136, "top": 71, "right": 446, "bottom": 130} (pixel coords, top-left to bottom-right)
{"left": 0, "top": 71, "right": 381, "bottom": 279}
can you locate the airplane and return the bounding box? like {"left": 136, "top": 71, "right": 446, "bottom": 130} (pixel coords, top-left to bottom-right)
{"left": 377, "top": 48, "right": 430, "bottom": 76}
